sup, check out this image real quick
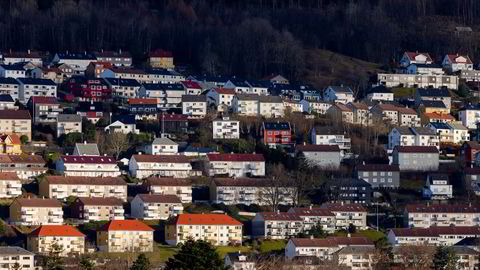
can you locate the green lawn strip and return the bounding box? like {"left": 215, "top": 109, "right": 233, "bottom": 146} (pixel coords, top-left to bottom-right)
{"left": 258, "top": 240, "right": 287, "bottom": 253}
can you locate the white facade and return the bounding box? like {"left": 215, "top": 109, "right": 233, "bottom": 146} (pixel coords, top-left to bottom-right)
{"left": 258, "top": 101, "right": 285, "bottom": 118}
{"left": 130, "top": 194, "right": 183, "bottom": 220}
{"left": 0, "top": 79, "right": 20, "bottom": 101}
{"left": 459, "top": 108, "right": 480, "bottom": 129}
{"left": 310, "top": 128, "right": 351, "bottom": 152}
{"left": 129, "top": 155, "right": 193, "bottom": 179}
{"left": 182, "top": 98, "right": 207, "bottom": 118}
{"left": 232, "top": 95, "right": 259, "bottom": 116}
{"left": 424, "top": 177, "right": 452, "bottom": 200}
{"left": 388, "top": 228, "right": 480, "bottom": 246}
{"left": 0, "top": 66, "right": 26, "bottom": 79}
{"left": 18, "top": 79, "right": 57, "bottom": 104}
{"left": 442, "top": 54, "right": 474, "bottom": 73}
{"left": 206, "top": 88, "right": 235, "bottom": 112}
{"left": 0, "top": 247, "right": 35, "bottom": 270}
{"left": 145, "top": 179, "right": 193, "bottom": 203}
{"left": 405, "top": 204, "right": 480, "bottom": 228}
{"left": 206, "top": 154, "right": 266, "bottom": 177}
{"left": 366, "top": 92, "right": 394, "bottom": 101}
{"left": 145, "top": 137, "right": 179, "bottom": 155}
{"left": 0, "top": 176, "right": 22, "bottom": 198}
{"left": 213, "top": 118, "right": 240, "bottom": 139}
{"left": 449, "top": 122, "right": 470, "bottom": 144}
{"left": 55, "top": 157, "right": 121, "bottom": 178}
{"left": 377, "top": 73, "right": 459, "bottom": 89}
{"left": 300, "top": 100, "right": 332, "bottom": 114}
{"left": 323, "top": 86, "right": 354, "bottom": 104}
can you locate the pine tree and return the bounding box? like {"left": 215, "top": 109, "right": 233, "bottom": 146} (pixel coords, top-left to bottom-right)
{"left": 433, "top": 246, "right": 458, "bottom": 270}
{"left": 164, "top": 239, "right": 227, "bottom": 270}
{"left": 130, "top": 254, "right": 151, "bottom": 270}
{"left": 44, "top": 241, "right": 64, "bottom": 270}
{"left": 79, "top": 256, "right": 94, "bottom": 270}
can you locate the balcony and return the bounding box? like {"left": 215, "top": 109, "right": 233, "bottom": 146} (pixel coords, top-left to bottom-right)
{"left": 145, "top": 205, "right": 157, "bottom": 210}
{"left": 21, "top": 209, "right": 35, "bottom": 215}
{"left": 7, "top": 190, "right": 22, "bottom": 196}
{"left": 172, "top": 206, "right": 184, "bottom": 211}
{"left": 49, "top": 217, "right": 63, "bottom": 223}
{"left": 22, "top": 216, "right": 34, "bottom": 222}
{"left": 7, "top": 183, "right": 21, "bottom": 188}
{"left": 436, "top": 216, "right": 449, "bottom": 221}
{"left": 110, "top": 188, "right": 124, "bottom": 193}
{"left": 85, "top": 215, "right": 99, "bottom": 220}
{"left": 86, "top": 208, "right": 99, "bottom": 213}
{"left": 49, "top": 210, "right": 63, "bottom": 216}
{"left": 220, "top": 189, "right": 234, "bottom": 194}
{"left": 52, "top": 187, "right": 66, "bottom": 192}
{"left": 243, "top": 189, "right": 255, "bottom": 194}
{"left": 412, "top": 215, "right": 424, "bottom": 221}
{"left": 90, "top": 188, "right": 103, "bottom": 193}
{"left": 112, "top": 208, "right": 124, "bottom": 214}
{"left": 456, "top": 216, "right": 467, "bottom": 221}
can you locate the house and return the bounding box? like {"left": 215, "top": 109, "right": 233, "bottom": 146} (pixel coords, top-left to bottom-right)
{"left": 336, "top": 246, "right": 376, "bottom": 270}
{"left": 295, "top": 145, "right": 341, "bottom": 169}
{"left": 412, "top": 127, "right": 440, "bottom": 149}
{"left": 327, "top": 178, "right": 372, "bottom": 204}
{"left": 366, "top": 85, "right": 394, "bottom": 101}
{"left": 224, "top": 252, "right": 257, "bottom": 270}
{"left": 451, "top": 246, "right": 480, "bottom": 270}
{"left": 232, "top": 94, "right": 259, "bottom": 116}
{"left": 181, "top": 80, "right": 203, "bottom": 95}
{"left": 147, "top": 49, "right": 174, "bottom": 68}
{"left": 38, "top": 175, "right": 127, "bottom": 201}
{"left": 104, "top": 78, "right": 142, "bottom": 99}
{"left": 300, "top": 100, "right": 332, "bottom": 114}
{"left": 377, "top": 73, "right": 459, "bottom": 89}
{"left": 247, "top": 80, "right": 269, "bottom": 95}
{"left": 27, "top": 225, "right": 85, "bottom": 256}
{"left": 206, "top": 88, "right": 236, "bottom": 112}
{"left": 370, "top": 103, "right": 399, "bottom": 125}
{"left": 323, "top": 86, "right": 354, "bottom": 104}
{"left": 213, "top": 117, "right": 240, "bottom": 139}
{"left": 40, "top": 67, "right": 67, "bottom": 83}
{"left": 104, "top": 115, "right": 139, "bottom": 134}
{"left": 129, "top": 154, "right": 193, "bottom": 178}
{"left": 27, "top": 96, "right": 61, "bottom": 124}
{"left": 70, "top": 197, "right": 125, "bottom": 222}
{"left": 209, "top": 177, "right": 296, "bottom": 205}
{"left": 0, "top": 247, "right": 35, "bottom": 270}
{"left": 224, "top": 79, "right": 251, "bottom": 94}
{"left": 448, "top": 122, "right": 470, "bottom": 144}
{"left": 415, "top": 88, "right": 451, "bottom": 109}
{"left": 286, "top": 206, "right": 336, "bottom": 233}
{"left": 97, "top": 220, "right": 154, "bottom": 252}
{"left": 85, "top": 61, "right": 113, "bottom": 78}
{"left": 52, "top": 52, "right": 96, "bottom": 74}
{"left": 0, "top": 110, "right": 32, "bottom": 140}
{"left": 56, "top": 114, "right": 82, "bottom": 137}
{"left": 346, "top": 102, "right": 371, "bottom": 125}
{"left": 205, "top": 153, "right": 266, "bottom": 177}
{"left": 404, "top": 203, "right": 480, "bottom": 228}
{"left": 423, "top": 112, "right": 455, "bottom": 124}
{"left": 0, "top": 134, "right": 22, "bottom": 155}
{"left": 400, "top": 52, "right": 433, "bottom": 67}
{"left": 423, "top": 173, "right": 452, "bottom": 200}
{"left": 459, "top": 104, "right": 480, "bottom": 129}
{"left": 387, "top": 227, "right": 480, "bottom": 246}
{"left": 252, "top": 212, "right": 304, "bottom": 239}
{"left": 3, "top": 50, "right": 43, "bottom": 65}
{"left": 263, "top": 74, "right": 289, "bottom": 84}
{"left": 181, "top": 95, "right": 207, "bottom": 118}
{"left": 145, "top": 137, "right": 179, "bottom": 155}
{"left": 9, "top": 197, "right": 63, "bottom": 225}
{"left": 0, "top": 154, "right": 46, "bottom": 180}
{"left": 260, "top": 121, "right": 292, "bottom": 146}
{"left": 418, "top": 100, "right": 450, "bottom": 115}
{"left": 356, "top": 164, "right": 400, "bottom": 188}
{"left": 309, "top": 126, "right": 351, "bottom": 155}
{"left": 406, "top": 63, "right": 444, "bottom": 75}
{"left": 442, "top": 54, "right": 473, "bottom": 72}
{"left": 0, "top": 172, "right": 22, "bottom": 198}
{"left": 320, "top": 203, "right": 368, "bottom": 230}
{"left": 397, "top": 107, "right": 421, "bottom": 127}
{"left": 158, "top": 114, "right": 189, "bottom": 133}
{"left": 326, "top": 103, "right": 354, "bottom": 124}
{"left": 73, "top": 142, "right": 100, "bottom": 156}
{"left": 258, "top": 95, "right": 285, "bottom": 118}
{"left": 165, "top": 213, "right": 243, "bottom": 246}
{"left": 427, "top": 122, "right": 454, "bottom": 144}
{"left": 17, "top": 78, "right": 57, "bottom": 104}
{"left": 64, "top": 76, "right": 110, "bottom": 101}
{"left": 76, "top": 101, "right": 104, "bottom": 123}
{"left": 0, "top": 64, "right": 26, "bottom": 78}
{"left": 94, "top": 50, "right": 132, "bottom": 67}
{"left": 143, "top": 177, "right": 192, "bottom": 203}
{"left": 392, "top": 146, "right": 439, "bottom": 171}
{"left": 462, "top": 141, "right": 480, "bottom": 166}
{"left": 55, "top": 155, "right": 121, "bottom": 177}
{"left": 138, "top": 83, "right": 185, "bottom": 108}
{"left": 283, "top": 100, "right": 303, "bottom": 113}
{"left": 131, "top": 194, "right": 183, "bottom": 220}
{"left": 285, "top": 237, "right": 374, "bottom": 260}
{"left": 0, "top": 78, "right": 21, "bottom": 101}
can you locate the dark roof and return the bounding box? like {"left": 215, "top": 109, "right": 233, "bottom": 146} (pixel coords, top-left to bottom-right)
{"left": 56, "top": 52, "right": 96, "bottom": 60}
{"left": 104, "top": 78, "right": 141, "bottom": 87}
{"left": 428, "top": 173, "right": 449, "bottom": 182}
{"left": 291, "top": 236, "right": 373, "bottom": 247}
{"left": 394, "top": 146, "right": 439, "bottom": 153}
{"left": 357, "top": 164, "right": 399, "bottom": 172}
{"left": 313, "top": 126, "right": 346, "bottom": 135}
{"left": 263, "top": 122, "right": 291, "bottom": 130}
{"left": 429, "top": 122, "right": 451, "bottom": 129}
{"left": 257, "top": 95, "right": 283, "bottom": 103}
{"left": 392, "top": 127, "right": 415, "bottom": 135}
{"left": 77, "top": 197, "right": 124, "bottom": 206}
{"left": 45, "top": 176, "right": 126, "bottom": 186}
{"left": 7, "top": 154, "right": 44, "bottom": 163}
{"left": 420, "top": 100, "right": 447, "bottom": 108}
{"left": 181, "top": 95, "right": 206, "bottom": 102}
{"left": 207, "top": 153, "right": 265, "bottom": 162}
{"left": 137, "top": 194, "right": 182, "bottom": 204}
{"left": 61, "top": 155, "right": 116, "bottom": 164}
{"left": 406, "top": 203, "right": 480, "bottom": 213}
{"left": 14, "top": 198, "right": 62, "bottom": 208}
{"left": 111, "top": 114, "right": 136, "bottom": 125}
{"left": 412, "top": 127, "right": 437, "bottom": 135}
{"left": 0, "top": 109, "right": 30, "bottom": 119}
{"left": 94, "top": 50, "right": 131, "bottom": 58}
{"left": 144, "top": 177, "right": 192, "bottom": 186}
{"left": 235, "top": 94, "right": 259, "bottom": 101}
{"left": 391, "top": 227, "right": 480, "bottom": 237}
{"left": 326, "top": 85, "right": 353, "bottom": 94}
{"left": 465, "top": 167, "right": 480, "bottom": 175}
{"left": 0, "top": 246, "right": 34, "bottom": 256}
{"left": 368, "top": 85, "right": 393, "bottom": 94}
{"left": 455, "top": 237, "right": 480, "bottom": 247}
{"left": 288, "top": 208, "right": 334, "bottom": 216}
{"left": 0, "top": 78, "right": 20, "bottom": 84}
{"left": 57, "top": 114, "right": 82, "bottom": 122}
{"left": 0, "top": 94, "right": 14, "bottom": 102}
{"left": 450, "top": 246, "right": 479, "bottom": 255}
{"left": 143, "top": 83, "right": 184, "bottom": 91}
{"left": 247, "top": 80, "right": 270, "bottom": 88}
{"left": 17, "top": 78, "right": 56, "bottom": 85}
{"left": 228, "top": 79, "right": 249, "bottom": 87}
{"left": 1, "top": 64, "right": 25, "bottom": 71}
{"left": 259, "top": 212, "right": 302, "bottom": 221}
{"left": 76, "top": 101, "right": 104, "bottom": 112}
{"left": 296, "top": 144, "right": 340, "bottom": 152}
{"left": 417, "top": 88, "right": 450, "bottom": 97}
{"left": 133, "top": 154, "right": 191, "bottom": 163}
{"left": 181, "top": 145, "right": 215, "bottom": 153}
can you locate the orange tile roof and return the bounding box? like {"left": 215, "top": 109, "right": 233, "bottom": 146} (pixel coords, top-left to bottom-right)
{"left": 99, "top": 220, "right": 154, "bottom": 231}
{"left": 173, "top": 213, "right": 242, "bottom": 225}
{"left": 0, "top": 134, "right": 21, "bottom": 144}
{"left": 423, "top": 112, "right": 455, "bottom": 121}
{"left": 29, "top": 225, "right": 84, "bottom": 237}
{"left": 128, "top": 98, "right": 158, "bottom": 105}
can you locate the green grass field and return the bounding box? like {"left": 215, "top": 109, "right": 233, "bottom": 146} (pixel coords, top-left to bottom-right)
{"left": 258, "top": 239, "right": 287, "bottom": 253}
{"left": 392, "top": 87, "right": 416, "bottom": 98}
{"left": 333, "top": 229, "right": 385, "bottom": 242}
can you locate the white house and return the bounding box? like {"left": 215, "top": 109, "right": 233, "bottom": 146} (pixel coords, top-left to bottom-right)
{"left": 246, "top": 80, "right": 269, "bottom": 95}
{"left": 232, "top": 94, "right": 259, "bottom": 116}
{"left": 423, "top": 174, "right": 452, "bottom": 200}
{"left": 0, "top": 246, "right": 35, "bottom": 270}
{"left": 258, "top": 95, "right": 285, "bottom": 118}
{"left": 448, "top": 122, "right": 470, "bottom": 144}
{"left": 224, "top": 79, "right": 250, "bottom": 93}
{"left": 55, "top": 155, "right": 121, "bottom": 177}
{"left": 17, "top": 78, "right": 57, "bottom": 104}
{"left": 323, "top": 86, "right": 354, "bottom": 104}
{"left": 145, "top": 137, "right": 178, "bottom": 155}
{"left": 310, "top": 126, "right": 351, "bottom": 155}
{"left": 366, "top": 85, "right": 394, "bottom": 102}
{"left": 129, "top": 154, "right": 193, "bottom": 178}
{"left": 212, "top": 117, "right": 240, "bottom": 139}
{"left": 104, "top": 115, "right": 139, "bottom": 134}
{"left": 130, "top": 194, "right": 183, "bottom": 220}
{"left": 104, "top": 78, "right": 142, "bottom": 99}
{"left": 206, "top": 153, "right": 265, "bottom": 177}
{"left": 406, "top": 64, "right": 445, "bottom": 75}
{"left": 182, "top": 95, "right": 207, "bottom": 118}
{"left": 143, "top": 177, "right": 193, "bottom": 203}
{"left": 52, "top": 52, "right": 96, "bottom": 74}
{"left": 56, "top": 114, "right": 82, "bottom": 138}
{"left": 138, "top": 83, "right": 185, "bottom": 108}
{"left": 206, "top": 88, "right": 236, "bottom": 112}
{"left": 459, "top": 104, "right": 480, "bottom": 129}
{"left": 427, "top": 122, "right": 453, "bottom": 144}
{"left": 300, "top": 100, "right": 332, "bottom": 114}
{"left": 0, "top": 78, "right": 21, "bottom": 101}
{"left": 399, "top": 52, "right": 433, "bottom": 67}
{"left": 442, "top": 54, "right": 474, "bottom": 73}
{"left": 0, "top": 64, "right": 26, "bottom": 79}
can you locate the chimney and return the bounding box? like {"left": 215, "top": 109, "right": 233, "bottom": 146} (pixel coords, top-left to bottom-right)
{"left": 84, "top": 141, "right": 87, "bottom": 144}
{"left": 347, "top": 233, "right": 351, "bottom": 238}
{"left": 303, "top": 142, "right": 306, "bottom": 146}
{"left": 28, "top": 49, "right": 31, "bottom": 54}
{"left": 276, "top": 209, "right": 280, "bottom": 214}
{"left": 119, "top": 49, "right": 122, "bottom": 54}
{"left": 310, "top": 235, "right": 314, "bottom": 239}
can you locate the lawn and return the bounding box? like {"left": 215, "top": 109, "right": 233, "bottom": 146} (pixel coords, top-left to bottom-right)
{"left": 392, "top": 87, "right": 416, "bottom": 98}
{"left": 94, "top": 244, "right": 179, "bottom": 266}
{"left": 333, "top": 229, "right": 385, "bottom": 242}
{"left": 258, "top": 240, "right": 287, "bottom": 253}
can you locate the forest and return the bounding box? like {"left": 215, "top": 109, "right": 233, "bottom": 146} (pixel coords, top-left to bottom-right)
{"left": 2, "top": 0, "right": 480, "bottom": 82}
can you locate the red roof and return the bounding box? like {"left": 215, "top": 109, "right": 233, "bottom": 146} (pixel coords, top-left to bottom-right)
{"left": 30, "top": 96, "right": 59, "bottom": 104}
{"left": 99, "top": 220, "right": 154, "bottom": 231}
{"left": 394, "top": 146, "right": 439, "bottom": 153}
{"left": 207, "top": 153, "right": 265, "bottom": 162}
{"left": 128, "top": 98, "right": 158, "bottom": 105}
{"left": 149, "top": 49, "right": 173, "bottom": 58}
{"left": 29, "top": 225, "right": 84, "bottom": 237}
{"left": 133, "top": 154, "right": 190, "bottom": 163}
{"left": 90, "top": 61, "right": 113, "bottom": 68}
{"left": 335, "top": 103, "right": 352, "bottom": 112}
{"left": 423, "top": 112, "right": 455, "bottom": 121}
{"left": 0, "top": 172, "right": 20, "bottom": 181}
{"left": 446, "top": 54, "right": 473, "bottom": 64}
{"left": 259, "top": 212, "right": 302, "bottom": 221}
{"left": 405, "top": 203, "right": 480, "bottom": 213}
{"left": 85, "top": 111, "right": 101, "bottom": 118}
{"left": 173, "top": 213, "right": 242, "bottom": 225}
{"left": 0, "top": 110, "right": 31, "bottom": 120}
{"left": 181, "top": 81, "right": 202, "bottom": 89}
{"left": 405, "top": 52, "right": 433, "bottom": 62}
{"left": 291, "top": 236, "right": 372, "bottom": 247}
{"left": 214, "top": 88, "right": 235, "bottom": 95}
{"left": 0, "top": 134, "right": 21, "bottom": 145}
{"left": 320, "top": 203, "right": 367, "bottom": 212}
{"left": 61, "top": 155, "right": 116, "bottom": 164}
{"left": 289, "top": 208, "right": 335, "bottom": 217}
{"left": 137, "top": 194, "right": 182, "bottom": 204}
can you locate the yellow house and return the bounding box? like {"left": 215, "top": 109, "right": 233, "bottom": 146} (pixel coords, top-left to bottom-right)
{"left": 0, "top": 134, "right": 22, "bottom": 154}
{"left": 147, "top": 49, "right": 174, "bottom": 69}
{"left": 418, "top": 100, "right": 450, "bottom": 115}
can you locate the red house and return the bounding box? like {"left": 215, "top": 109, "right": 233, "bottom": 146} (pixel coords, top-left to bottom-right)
{"left": 260, "top": 122, "right": 292, "bottom": 146}
{"left": 460, "top": 141, "right": 480, "bottom": 166}
{"left": 64, "top": 76, "right": 111, "bottom": 101}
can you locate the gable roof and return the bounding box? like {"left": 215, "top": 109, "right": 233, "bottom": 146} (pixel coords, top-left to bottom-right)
{"left": 0, "top": 109, "right": 31, "bottom": 119}
{"left": 29, "top": 225, "right": 84, "bottom": 237}
{"left": 0, "top": 172, "right": 20, "bottom": 181}
{"left": 133, "top": 154, "right": 190, "bottom": 163}
{"left": 412, "top": 127, "right": 436, "bottom": 135}
{"left": 128, "top": 98, "right": 158, "bottom": 105}
{"left": 394, "top": 146, "right": 438, "bottom": 153}
{"left": 258, "top": 95, "right": 283, "bottom": 103}
{"left": 0, "top": 134, "right": 21, "bottom": 145}
{"left": 213, "top": 88, "right": 235, "bottom": 95}
{"left": 181, "top": 95, "right": 206, "bottom": 102}
{"left": 347, "top": 102, "right": 369, "bottom": 110}
{"left": 104, "top": 78, "right": 141, "bottom": 87}
{"left": 417, "top": 88, "right": 450, "bottom": 97}
{"left": 76, "top": 197, "right": 124, "bottom": 206}
{"left": 326, "top": 86, "right": 353, "bottom": 94}
{"left": 14, "top": 198, "right": 62, "bottom": 208}
{"left": 99, "top": 220, "right": 154, "bottom": 231}
{"left": 236, "top": 94, "right": 260, "bottom": 101}
{"left": 404, "top": 52, "right": 433, "bottom": 62}
{"left": 61, "top": 155, "right": 116, "bottom": 164}
{"left": 74, "top": 143, "right": 100, "bottom": 156}
{"left": 259, "top": 212, "right": 302, "bottom": 221}
{"left": 423, "top": 112, "right": 455, "bottom": 121}
{"left": 296, "top": 144, "right": 340, "bottom": 152}
{"left": 291, "top": 236, "right": 373, "bottom": 247}
{"left": 391, "top": 227, "right": 480, "bottom": 237}
{"left": 29, "top": 96, "right": 59, "bottom": 104}
{"left": 172, "top": 213, "right": 242, "bottom": 225}
{"left": 137, "top": 194, "right": 182, "bottom": 204}
{"left": 44, "top": 176, "right": 126, "bottom": 186}
{"left": 181, "top": 80, "right": 202, "bottom": 89}
{"left": 445, "top": 54, "right": 473, "bottom": 64}
{"left": 405, "top": 203, "right": 480, "bottom": 213}
{"left": 320, "top": 203, "right": 367, "bottom": 212}
{"left": 429, "top": 122, "right": 451, "bottom": 130}
{"left": 7, "top": 154, "right": 44, "bottom": 164}
{"left": 152, "top": 137, "right": 178, "bottom": 146}
{"left": 288, "top": 208, "right": 335, "bottom": 216}
{"left": 17, "top": 78, "right": 56, "bottom": 86}
{"left": 0, "top": 246, "right": 34, "bottom": 256}
{"left": 144, "top": 177, "right": 192, "bottom": 186}
{"left": 392, "top": 127, "right": 415, "bottom": 135}
{"left": 213, "top": 177, "right": 274, "bottom": 187}
{"left": 207, "top": 153, "right": 265, "bottom": 162}
{"left": 263, "top": 122, "right": 291, "bottom": 130}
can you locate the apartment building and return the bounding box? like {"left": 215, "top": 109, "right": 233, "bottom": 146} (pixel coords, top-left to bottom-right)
{"left": 27, "top": 225, "right": 85, "bottom": 256}
{"left": 320, "top": 203, "right": 368, "bottom": 230}
{"left": 428, "top": 122, "right": 453, "bottom": 144}
{"left": 295, "top": 144, "right": 341, "bottom": 169}
{"left": 97, "top": 220, "right": 154, "bottom": 252}
{"left": 232, "top": 94, "right": 259, "bottom": 116}
{"left": 212, "top": 117, "right": 240, "bottom": 139}
{"left": 138, "top": 83, "right": 185, "bottom": 108}
{"left": 210, "top": 178, "right": 296, "bottom": 206}
{"left": 327, "top": 178, "right": 372, "bottom": 204}
{"left": 366, "top": 85, "right": 394, "bottom": 101}
{"left": 104, "top": 78, "right": 142, "bottom": 99}
{"left": 145, "top": 137, "right": 179, "bottom": 155}
{"left": 388, "top": 127, "right": 439, "bottom": 150}
{"left": 143, "top": 177, "right": 193, "bottom": 203}
{"left": 336, "top": 246, "right": 376, "bottom": 270}
{"left": 148, "top": 49, "right": 174, "bottom": 68}
{"left": 370, "top": 103, "right": 399, "bottom": 125}
{"left": 416, "top": 88, "right": 452, "bottom": 110}
{"left": 451, "top": 246, "right": 480, "bottom": 270}
{"left": 404, "top": 203, "right": 480, "bottom": 228}
{"left": 0, "top": 110, "right": 32, "bottom": 140}
{"left": 0, "top": 64, "right": 25, "bottom": 79}
{"left": 422, "top": 112, "right": 455, "bottom": 124}
{"left": 287, "top": 207, "right": 336, "bottom": 233}
{"left": 3, "top": 50, "right": 43, "bottom": 65}
{"left": 0, "top": 172, "right": 22, "bottom": 198}
{"left": 387, "top": 227, "right": 480, "bottom": 246}
{"left": 131, "top": 194, "right": 183, "bottom": 220}
{"left": 326, "top": 103, "right": 354, "bottom": 124}
{"left": 346, "top": 102, "right": 371, "bottom": 125}
{"left": 377, "top": 73, "right": 458, "bottom": 89}
{"left": 459, "top": 104, "right": 480, "bottom": 129}
{"left": 129, "top": 154, "right": 193, "bottom": 178}
{"left": 39, "top": 175, "right": 128, "bottom": 201}
{"left": 17, "top": 78, "right": 57, "bottom": 104}
{"left": 27, "top": 96, "right": 62, "bottom": 124}
{"left": 258, "top": 95, "right": 285, "bottom": 118}
{"left": 260, "top": 121, "right": 292, "bottom": 146}
{"left": 94, "top": 50, "right": 132, "bottom": 67}
{"left": 166, "top": 213, "right": 243, "bottom": 246}
{"left": 207, "top": 88, "right": 236, "bottom": 112}
{"left": 56, "top": 114, "right": 82, "bottom": 137}
{"left": 423, "top": 174, "right": 452, "bottom": 200}
{"left": 392, "top": 146, "right": 439, "bottom": 171}
{"left": 0, "top": 246, "right": 35, "bottom": 270}
{"left": 182, "top": 95, "right": 207, "bottom": 118}
{"left": 300, "top": 100, "right": 332, "bottom": 114}
{"left": 460, "top": 141, "right": 480, "bottom": 166}
{"left": 0, "top": 154, "right": 46, "bottom": 180}
{"left": 356, "top": 164, "right": 400, "bottom": 189}
{"left": 283, "top": 100, "right": 303, "bottom": 113}
{"left": 448, "top": 122, "right": 470, "bottom": 144}
{"left": 252, "top": 212, "right": 304, "bottom": 239}
{"left": 205, "top": 153, "right": 266, "bottom": 177}
{"left": 414, "top": 127, "right": 441, "bottom": 148}
{"left": 70, "top": 197, "right": 125, "bottom": 222}
{"left": 323, "top": 86, "right": 354, "bottom": 104}
{"left": 310, "top": 126, "right": 351, "bottom": 155}
{"left": 285, "top": 237, "right": 374, "bottom": 260}
{"left": 9, "top": 197, "right": 63, "bottom": 225}
{"left": 0, "top": 79, "right": 20, "bottom": 102}
{"left": 55, "top": 155, "right": 121, "bottom": 177}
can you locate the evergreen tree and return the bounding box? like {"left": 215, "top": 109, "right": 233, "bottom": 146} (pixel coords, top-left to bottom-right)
{"left": 79, "top": 256, "right": 94, "bottom": 270}
{"left": 130, "top": 253, "right": 151, "bottom": 270}
{"left": 164, "top": 239, "right": 227, "bottom": 270}
{"left": 44, "top": 242, "right": 64, "bottom": 270}
{"left": 433, "top": 246, "right": 458, "bottom": 270}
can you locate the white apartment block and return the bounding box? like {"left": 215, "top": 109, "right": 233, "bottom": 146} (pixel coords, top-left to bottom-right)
{"left": 182, "top": 95, "right": 207, "bottom": 118}
{"left": 388, "top": 227, "right": 480, "bottom": 246}
{"left": 165, "top": 213, "right": 243, "bottom": 246}
{"left": 17, "top": 78, "right": 57, "bottom": 104}
{"left": 56, "top": 114, "right": 82, "bottom": 137}
{"left": 285, "top": 237, "right": 374, "bottom": 260}
{"left": 206, "top": 153, "right": 266, "bottom": 177}
{"left": 0, "top": 65, "right": 25, "bottom": 79}
{"left": 377, "top": 73, "right": 459, "bottom": 89}
{"left": 27, "top": 225, "right": 85, "bottom": 257}
{"left": 210, "top": 178, "right": 296, "bottom": 206}
{"left": 104, "top": 78, "right": 142, "bottom": 99}
{"left": 283, "top": 100, "right": 303, "bottom": 113}
{"left": 404, "top": 204, "right": 480, "bottom": 228}
{"left": 336, "top": 246, "right": 376, "bottom": 270}
{"left": 138, "top": 83, "right": 185, "bottom": 108}
{"left": 252, "top": 212, "right": 305, "bottom": 239}
{"left": 232, "top": 94, "right": 259, "bottom": 116}
{"left": 323, "top": 86, "right": 354, "bottom": 104}
{"left": 0, "top": 247, "right": 35, "bottom": 270}
{"left": 0, "top": 172, "right": 22, "bottom": 198}
{"left": 97, "top": 220, "right": 154, "bottom": 252}
{"left": 287, "top": 207, "right": 337, "bottom": 233}
{"left": 55, "top": 155, "right": 121, "bottom": 177}
{"left": 0, "top": 78, "right": 20, "bottom": 101}
{"left": 319, "top": 203, "right": 368, "bottom": 230}
{"left": 258, "top": 96, "right": 285, "bottom": 118}
{"left": 131, "top": 194, "right": 183, "bottom": 220}
{"left": 212, "top": 117, "right": 240, "bottom": 139}
{"left": 72, "top": 197, "right": 125, "bottom": 222}
{"left": 310, "top": 126, "right": 351, "bottom": 153}
{"left": 129, "top": 154, "right": 194, "bottom": 179}
{"left": 459, "top": 105, "right": 480, "bottom": 129}
{"left": 39, "top": 176, "right": 128, "bottom": 201}
{"left": 0, "top": 110, "right": 32, "bottom": 140}
{"left": 145, "top": 137, "right": 179, "bottom": 155}
{"left": 206, "top": 88, "right": 236, "bottom": 112}
{"left": 388, "top": 127, "right": 439, "bottom": 150}
{"left": 143, "top": 177, "right": 193, "bottom": 203}
{"left": 9, "top": 198, "right": 63, "bottom": 226}
{"left": 448, "top": 122, "right": 470, "bottom": 144}
{"left": 300, "top": 100, "right": 332, "bottom": 114}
